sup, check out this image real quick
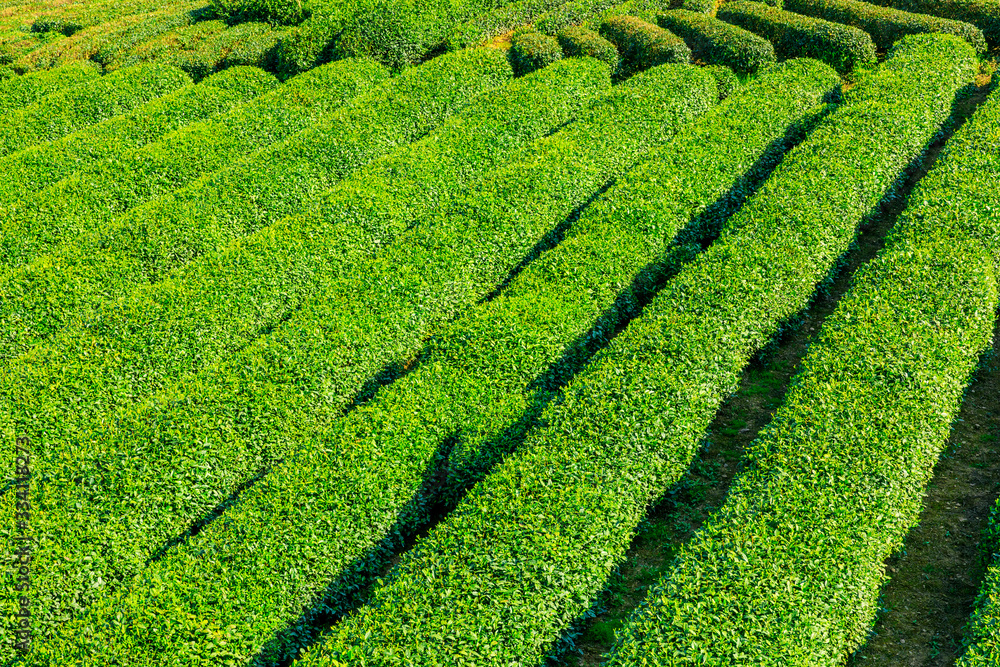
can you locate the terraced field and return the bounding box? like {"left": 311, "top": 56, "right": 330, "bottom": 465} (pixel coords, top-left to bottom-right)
{"left": 1, "top": 0, "right": 998, "bottom": 665}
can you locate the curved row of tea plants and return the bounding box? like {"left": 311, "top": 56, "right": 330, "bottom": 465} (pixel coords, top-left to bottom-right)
{"left": 945, "top": 95, "right": 1000, "bottom": 667}
{"left": 610, "top": 77, "right": 1000, "bottom": 667}
{"left": 0, "top": 57, "right": 386, "bottom": 276}
{"left": 16, "top": 61, "right": 712, "bottom": 667}
{"left": 0, "top": 60, "right": 99, "bottom": 113}
{"left": 12, "top": 1, "right": 208, "bottom": 71}
{"left": 0, "top": 65, "right": 275, "bottom": 211}
{"left": 599, "top": 15, "right": 691, "bottom": 75}
{"left": 657, "top": 8, "right": 775, "bottom": 75}
{"left": 291, "top": 33, "right": 976, "bottom": 667}
{"left": 718, "top": 0, "right": 876, "bottom": 73}
{"left": 91, "top": 56, "right": 841, "bottom": 667}
{"left": 865, "top": 0, "right": 1000, "bottom": 47}
{"left": 0, "top": 61, "right": 189, "bottom": 158}
{"left": 784, "top": 0, "right": 986, "bottom": 53}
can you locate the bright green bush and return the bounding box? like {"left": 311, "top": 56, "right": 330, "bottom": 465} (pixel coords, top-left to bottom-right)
{"left": 558, "top": 25, "right": 621, "bottom": 70}
{"left": 30, "top": 17, "right": 83, "bottom": 36}
{"left": 785, "top": 0, "right": 987, "bottom": 53}
{"left": 0, "top": 58, "right": 386, "bottom": 303}
{"left": 534, "top": 0, "right": 625, "bottom": 36}
{"left": 220, "top": 24, "right": 291, "bottom": 69}
{"left": 0, "top": 60, "right": 99, "bottom": 115}
{"left": 6, "top": 58, "right": 623, "bottom": 667}
{"left": 444, "top": 0, "right": 567, "bottom": 50}
{"left": 210, "top": 0, "right": 315, "bottom": 24}
{"left": 599, "top": 15, "right": 691, "bottom": 75}
{"left": 510, "top": 29, "right": 564, "bottom": 75}
{"left": 272, "top": 11, "right": 346, "bottom": 79}
{"left": 90, "top": 4, "right": 214, "bottom": 68}
{"left": 866, "top": 0, "right": 1000, "bottom": 47}
{"left": 230, "top": 58, "right": 835, "bottom": 667}
{"left": 0, "top": 62, "right": 190, "bottom": 159}
{"left": 938, "top": 93, "right": 1000, "bottom": 667}
{"left": 682, "top": 0, "right": 715, "bottom": 12}
{"left": 286, "top": 32, "right": 970, "bottom": 667}
{"left": 0, "top": 66, "right": 276, "bottom": 211}
{"left": 610, "top": 60, "right": 998, "bottom": 667}
{"left": 718, "top": 0, "right": 877, "bottom": 73}
{"left": 658, "top": 8, "right": 775, "bottom": 74}
{"left": 170, "top": 21, "right": 289, "bottom": 80}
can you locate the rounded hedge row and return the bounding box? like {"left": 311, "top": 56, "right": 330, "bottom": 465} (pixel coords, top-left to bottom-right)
{"left": 534, "top": 0, "right": 625, "bottom": 36}
{"left": 0, "top": 58, "right": 389, "bottom": 352}
{"left": 610, "top": 46, "right": 994, "bottom": 665}
{"left": 599, "top": 15, "right": 691, "bottom": 76}
{"left": 0, "top": 60, "right": 99, "bottom": 115}
{"left": 558, "top": 25, "right": 621, "bottom": 70}
{"left": 0, "top": 62, "right": 191, "bottom": 159}
{"left": 718, "top": 0, "right": 877, "bottom": 73}
{"left": 8, "top": 60, "right": 705, "bottom": 667}
{"left": 0, "top": 66, "right": 277, "bottom": 211}
{"left": 658, "top": 8, "right": 776, "bottom": 74}
{"left": 0, "top": 47, "right": 523, "bottom": 664}
{"left": 866, "top": 0, "right": 1000, "bottom": 48}
{"left": 295, "top": 32, "right": 970, "bottom": 667}
{"left": 934, "top": 90, "right": 1000, "bottom": 667}
{"left": 510, "top": 29, "right": 564, "bottom": 76}
{"left": 785, "top": 0, "right": 987, "bottom": 53}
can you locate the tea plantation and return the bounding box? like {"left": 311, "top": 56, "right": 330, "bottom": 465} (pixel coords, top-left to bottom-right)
{"left": 1, "top": 0, "right": 998, "bottom": 665}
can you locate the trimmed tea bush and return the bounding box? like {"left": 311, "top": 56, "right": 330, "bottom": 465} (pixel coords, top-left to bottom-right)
{"left": 599, "top": 15, "right": 691, "bottom": 75}
{"left": 558, "top": 25, "right": 620, "bottom": 70}
{"left": 786, "top": 0, "right": 987, "bottom": 53}
{"left": 611, "top": 63, "right": 998, "bottom": 667}
{"left": 658, "top": 8, "right": 775, "bottom": 74}
{"left": 718, "top": 0, "right": 877, "bottom": 73}
{"left": 511, "top": 29, "right": 564, "bottom": 76}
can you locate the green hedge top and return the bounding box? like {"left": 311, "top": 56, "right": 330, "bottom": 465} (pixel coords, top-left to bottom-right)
{"left": 558, "top": 25, "right": 621, "bottom": 70}
{"left": 718, "top": 0, "right": 877, "bottom": 73}
{"left": 610, "top": 48, "right": 994, "bottom": 666}
{"left": 658, "top": 8, "right": 776, "bottom": 74}
{"left": 510, "top": 29, "right": 564, "bottom": 76}
{"left": 0, "top": 62, "right": 191, "bottom": 159}
{"left": 0, "top": 60, "right": 99, "bottom": 115}
{"left": 867, "top": 0, "right": 1000, "bottom": 48}
{"left": 785, "top": 0, "right": 987, "bottom": 53}
{"left": 599, "top": 15, "right": 691, "bottom": 75}
{"left": 0, "top": 65, "right": 277, "bottom": 211}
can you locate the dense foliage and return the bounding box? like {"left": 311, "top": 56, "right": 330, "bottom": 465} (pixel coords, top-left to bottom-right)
{"left": 718, "top": 0, "right": 876, "bottom": 73}
{"left": 16, "top": 61, "right": 712, "bottom": 667}
{"left": 658, "top": 8, "right": 775, "bottom": 74}
{"left": 282, "top": 57, "right": 839, "bottom": 667}
{"left": 785, "top": 0, "right": 987, "bottom": 52}
{"left": 599, "top": 15, "right": 691, "bottom": 76}
{"left": 610, "top": 45, "right": 994, "bottom": 665}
